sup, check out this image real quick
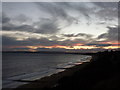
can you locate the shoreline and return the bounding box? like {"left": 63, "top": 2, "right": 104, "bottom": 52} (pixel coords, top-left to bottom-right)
{"left": 8, "top": 56, "right": 91, "bottom": 89}
{"left": 2, "top": 53, "right": 90, "bottom": 89}
{"left": 53, "top": 51, "right": 120, "bottom": 89}
{"left": 3, "top": 50, "right": 120, "bottom": 89}
{"left": 14, "top": 60, "right": 91, "bottom": 89}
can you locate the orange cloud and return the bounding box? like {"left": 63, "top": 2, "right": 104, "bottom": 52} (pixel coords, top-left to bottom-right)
{"left": 26, "top": 45, "right": 72, "bottom": 49}
{"left": 5, "top": 42, "right": 120, "bottom": 51}
{"left": 73, "top": 43, "right": 83, "bottom": 46}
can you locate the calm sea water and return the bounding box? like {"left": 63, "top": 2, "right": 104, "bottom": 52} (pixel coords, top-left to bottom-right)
{"left": 2, "top": 52, "right": 91, "bottom": 88}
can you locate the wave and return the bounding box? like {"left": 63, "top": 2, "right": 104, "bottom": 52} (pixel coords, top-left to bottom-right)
{"left": 2, "top": 55, "right": 92, "bottom": 88}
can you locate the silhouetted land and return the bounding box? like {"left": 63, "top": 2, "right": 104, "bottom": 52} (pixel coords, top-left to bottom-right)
{"left": 3, "top": 50, "right": 120, "bottom": 89}
{"left": 2, "top": 51, "right": 95, "bottom": 55}
{"left": 53, "top": 50, "right": 120, "bottom": 89}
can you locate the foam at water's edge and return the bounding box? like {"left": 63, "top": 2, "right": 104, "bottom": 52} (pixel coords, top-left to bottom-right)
{"left": 3, "top": 55, "right": 92, "bottom": 88}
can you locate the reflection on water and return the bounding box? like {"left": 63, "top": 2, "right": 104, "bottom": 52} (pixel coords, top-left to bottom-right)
{"left": 2, "top": 53, "right": 91, "bottom": 88}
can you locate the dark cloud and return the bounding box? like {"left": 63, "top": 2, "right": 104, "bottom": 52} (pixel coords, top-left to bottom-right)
{"left": 2, "top": 2, "right": 118, "bottom": 34}
{"left": 2, "top": 23, "right": 15, "bottom": 30}
{"left": 3, "top": 23, "right": 35, "bottom": 32}
{"left": 69, "top": 3, "right": 93, "bottom": 20}
{"left": 35, "top": 2, "right": 118, "bottom": 30}
{"left": 11, "top": 48, "right": 30, "bottom": 51}
{"left": 34, "top": 18, "right": 60, "bottom": 34}
{"left": 107, "top": 27, "right": 119, "bottom": 41}
{"left": 2, "top": 13, "right": 60, "bottom": 34}
{"left": 14, "top": 14, "right": 32, "bottom": 23}
{"left": 2, "top": 13, "right": 10, "bottom": 23}
{"left": 97, "top": 33, "right": 108, "bottom": 39}
{"left": 28, "top": 38, "right": 87, "bottom": 46}
{"left": 36, "top": 48, "right": 66, "bottom": 52}
{"left": 2, "top": 34, "right": 118, "bottom": 51}
{"left": 35, "top": 2, "right": 76, "bottom": 22}
{"left": 76, "top": 33, "right": 93, "bottom": 38}
{"left": 62, "top": 33, "right": 93, "bottom": 38}
{"left": 93, "top": 2, "right": 118, "bottom": 20}
{"left": 93, "top": 2, "right": 118, "bottom": 9}
{"left": 27, "top": 38, "right": 58, "bottom": 46}
{"left": 38, "top": 22, "right": 59, "bottom": 34}
{"left": 98, "top": 26, "right": 119, "bottom": 42}
{"left": 85, "top": 43, "right": 112, "bottom": 47}
{"left": 2, "top": 36, "right": 27, "bottom": 46}
{"left": 2, "top": 13, "right": 35, "bottom": 32}
{"left": 2, "top": 13, "right": 14, "bottom": 30}
{"left": 2, "top": 34, "right": 87, "bottom": 48}
{"left": 15, "top": 25, "right": 35, "bottom": 32}
{"left": 2, "top": 36, "right": 58, "bottom": 47}
{"left": 35, "top": 2, "right": 77, "bottom": 27}
{"left": 96, "top": 21, "right": 106, "bottom": 25}
{"left": 62, "top": 34, "right": 75, "bottom": 37}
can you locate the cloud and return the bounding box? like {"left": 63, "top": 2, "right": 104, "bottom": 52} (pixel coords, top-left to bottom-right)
{"left": 97, "top": 26, "right": 119, "bottom": 42}
{"left": 107, "top": 27, "right": 119, "bottom": 41}
{"left": 2, "top": 13, "right": 10, "bottom": 23}
{"left": 2, "top": 13, "right": 60, "bottom": 34}
{"left": 85, "top": 43, "right": 112, "bottom": 47}
{"left": 2, "top": 36, "right": 27, "bottom": 46}
{"left": 62, "top": 33, "right": 93, "bottom": 39}
{"left": 36, "top": 48, "right": 66, "bottom": 52}
{"left": 2, "top": 30, "right": 49, "bottom": 41}
{"left": 35, "top": 2, "right": 78, "bottom": 28}
{"left": 2, "top": 2, "right": 119, "bottom": 51}
{"left": 2, "top": 35, "right": 57, "bottom": 47}
{"left": 13, "top": 14, "right": 32, "bottom": 24}
{"left": 3, "top": 24, "right": 35, "bottom": 33}
{"left": 2, "top": 23, "right": 15, "bottom": 30}
{"left": 3, "top": 2, "right": 118, "bottom": 35}
{"left": 27, "top": 38, "right": 87, "bottom": 47}
{"left": 93, "top": 2, "right": 118, "bottom": 20}
{"left": 15, "top": 25, "right": 35, "bottom": 32}
{"left": 76, "top": 33, "right": 93, "bottom": 38}
{"left": 34, "top": 2, "right": 118, "bottom": 28}
{"left": 62, "top": 34, "right": 76, "bottom": 37}
{"left": 2, "top": 13, "right": 35, "bottom": 32}
{"left": 97, "top": 33, "right": 108, "bottom": 39}
{"left": 93, "top": 2, "right": 118, "bottom": 9}
{"left": 2, "top": 36, "right": 51, "bottom": 47}
{"left": 35, "top": 2, "right": 76, "bottom": 23}
{"left": 2, "top": 34, "right": 88, "bottom": 48}
{"left": 34, "top": 18, "right": 60, "bottom": 34}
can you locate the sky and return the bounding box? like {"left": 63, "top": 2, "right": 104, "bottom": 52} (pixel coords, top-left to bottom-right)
{"left": 2, "top": 2, "right": 120, "bottom": 52}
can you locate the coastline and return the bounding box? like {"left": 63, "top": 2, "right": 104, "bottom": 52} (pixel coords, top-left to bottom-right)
{"left": 14, "top": 59, "right": 91, "bottom": 89}
{"left": 54, "top": 51, "right": 120, "bottom": 89}
{"left": 3, "top": 50, "right": 120, "bottom": 89}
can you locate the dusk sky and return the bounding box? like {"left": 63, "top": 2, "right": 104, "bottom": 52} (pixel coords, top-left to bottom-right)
{"left": 2, "top": 2, "right": 120, "bottom": 52}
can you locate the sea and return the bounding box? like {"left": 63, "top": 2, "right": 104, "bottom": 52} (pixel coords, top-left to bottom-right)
{"left": 2, "top": 52, "right": 91, "bottom": 88}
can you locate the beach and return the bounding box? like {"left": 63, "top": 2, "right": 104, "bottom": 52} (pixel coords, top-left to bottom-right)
{"left": 3, "top": 50, "right": 120, "bottom": 89}
{"left": 54, "top": 51, "right": 120, "bottom": 89}
{"left": 2, "top": 53, "right": 90, "bottom": 89}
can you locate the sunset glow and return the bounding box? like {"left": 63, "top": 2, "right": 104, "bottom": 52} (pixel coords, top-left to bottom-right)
{"left": 103, "top": 46, "right": 120, "bottom": 49}
{"left": 2, "top": 2, "right": 119, "bottom": 52}
{"left": 5, "top": 43, "right": 120, "bottom": 52}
